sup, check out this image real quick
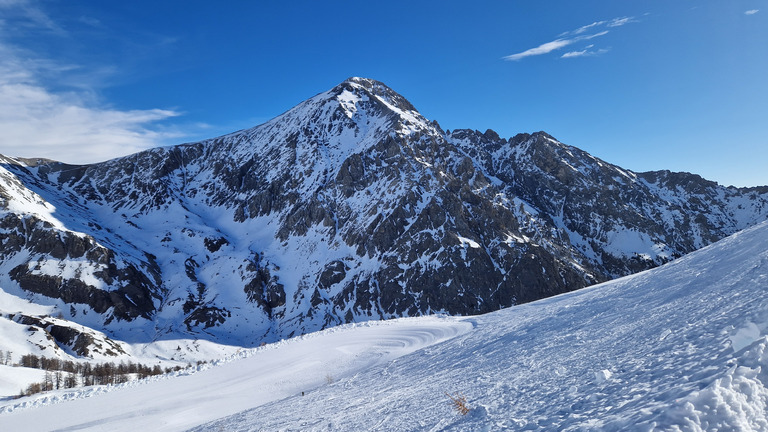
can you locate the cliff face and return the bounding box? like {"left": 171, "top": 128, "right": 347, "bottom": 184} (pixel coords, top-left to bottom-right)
{"left": 448, "top": 129, "right": 768, "bottom": 278}
{"left": 1, "top": 77, "right": 766, "bottom": 350}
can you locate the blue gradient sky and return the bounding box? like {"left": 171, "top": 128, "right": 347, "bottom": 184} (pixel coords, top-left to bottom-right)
{"left": 0, "top": 1, "right": 765, "bottom": 187}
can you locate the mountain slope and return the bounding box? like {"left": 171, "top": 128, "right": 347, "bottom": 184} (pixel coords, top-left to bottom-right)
{"left": 1, "top": 77, "right": 767, "bottom": 353}
{"left": 448, "top": 129, "right": 768, "bottom": 276}
{"left": 2, "top": 219, "right": 767, "bottom": 431}
{"left": 186, "top": 219, "right": 768, "bottom": 431}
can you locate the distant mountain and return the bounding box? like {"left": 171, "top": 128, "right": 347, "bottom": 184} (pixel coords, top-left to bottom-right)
{"left": 1, "top": 77, "right": 767, "bottom": 356}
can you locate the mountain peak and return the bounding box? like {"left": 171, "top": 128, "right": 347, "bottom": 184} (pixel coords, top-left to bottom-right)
{"left": 209, "top": 77, "right": 437, "bottom": 194}
{"left": 341, "top": 76, "right": 380, "bottom": 87}
{"left": 332, "top": 77, "right": 418, "bottom": 115}
{"left": 256, "top": 77, "right": 424, "bottom": 135}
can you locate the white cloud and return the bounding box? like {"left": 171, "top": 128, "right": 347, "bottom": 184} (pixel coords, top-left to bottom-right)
{"left": 0, "top": 2, "right": 184, "bottom": 164}
{"left": 607, "top": 17, "right": 634, "bottom": 27}
{"left": 562, "top": 17, "right": 632, "bottom": 37}
{"left": 561, "top": 45, "right": 610, "bottom": 59}
{"left": 561, "top": 50, "right": 588, "bottom": 59}
{"left": 584, "top": 30, "right": 609, "bottom": 40}
{"left": 504, "top": 30, "right": 610, "bottom": 61}
{"left": 0, "top": 0, "right": 63, "bottom": 34}
{"left": 745, "top": 9, "right": 759, "bottom": 15}
{"left": 503, "top": 39, "right": 573, "bottom": 61}
{"left": 504, "top": 16, "right": 633, "bottom": 62}
{"left": 561, "top": 20, "right": 605, "bottom": 37}
{"left": 0, "top": 81, "right": 181, "bottom": 164}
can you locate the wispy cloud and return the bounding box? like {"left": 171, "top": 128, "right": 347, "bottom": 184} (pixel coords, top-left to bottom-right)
{"left": 560, "top": 21, "right": 602, "bottom": 37}
{"left": 77, "top": 15, "right": 104, "bottom": 28}
{"left": 561, "top": 44, "right": 610, "bottom": 59}
{"left": 745, "top": 9, "right": 759, "bottom": 15}
{"left": 0, "top": 0, "right": 64, "bottom": 34}
{"left": 560, "top": 17, "right": 633, "bottom": 37}
{"left": 0, "top": 0, "right": 184, "bottom": 164}
{"left": 561, "top": 50, "right": 587, "bottom": 59}
{"left": 503, "top": 39, "right": 574, "bottom": 61}
{"left": 607, "top": 17, "right": 634, "bottom": 27}
{"left": 505, "top": 16, "right": 633, "bottom": 61}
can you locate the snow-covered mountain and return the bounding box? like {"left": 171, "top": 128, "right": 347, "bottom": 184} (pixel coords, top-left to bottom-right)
{"left": 1, "top": 77, "right": 767, "bottom": 358}
{"left": 3, "top": 214, "right": 768, "bottom": 431}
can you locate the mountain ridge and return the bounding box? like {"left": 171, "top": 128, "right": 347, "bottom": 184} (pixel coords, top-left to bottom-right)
{"left": 1, "top": 77, "right": 767, "bottom": 360}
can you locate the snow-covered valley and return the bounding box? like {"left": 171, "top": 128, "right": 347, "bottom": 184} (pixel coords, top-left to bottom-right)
{"left": 2, "top": 219, "right": 768, "bottom": 431}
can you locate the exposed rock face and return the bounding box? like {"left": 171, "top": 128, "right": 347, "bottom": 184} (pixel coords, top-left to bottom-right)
{"left": 1, "top": 77, "right": 767, "bottom": 349}
{"left": 0, "top": 200, "right": 161, "bottom": 326}
{"left": 447, "top": 130, "right": 768, "bottom": 278}
{"left": 8, "top": 313, "right": 126, "bottom": 357}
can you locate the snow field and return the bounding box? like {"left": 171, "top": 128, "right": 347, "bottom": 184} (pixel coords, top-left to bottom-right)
{"left": 0, "top": 315, "right": 471, "bottom": 431}
{"left": 0, "top": 365, "right": 45, "bottom": 400}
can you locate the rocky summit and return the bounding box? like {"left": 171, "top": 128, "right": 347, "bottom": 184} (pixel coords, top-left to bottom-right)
{"left": 1, "top": 77, "right": 767, "bottom": 352}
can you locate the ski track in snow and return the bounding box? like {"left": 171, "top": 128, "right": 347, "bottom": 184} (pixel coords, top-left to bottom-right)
{"left": 0, "top": 316, "right": 471, "bottom": 432}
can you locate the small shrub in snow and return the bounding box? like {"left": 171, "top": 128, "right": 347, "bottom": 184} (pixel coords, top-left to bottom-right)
{"left": 445, "top": 392, "right": 470, "bottom": 415}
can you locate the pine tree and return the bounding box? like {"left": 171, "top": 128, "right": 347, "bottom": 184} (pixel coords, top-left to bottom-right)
{"left": 64, "top": 372, "right": 77, "bottom": 389}
{"left": 54, "top": 370, "right": 63, "bottom": 389}
{"left": 43, "top": 371, "right": 54, "bottom": 391}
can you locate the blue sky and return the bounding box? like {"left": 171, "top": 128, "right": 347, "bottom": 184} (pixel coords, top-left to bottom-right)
{"left": 0, "top": 1, "right": 765, "bottom": 187}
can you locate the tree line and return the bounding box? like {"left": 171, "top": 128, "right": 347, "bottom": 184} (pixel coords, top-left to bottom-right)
{"left": 1, "top": 350, "right": 189, "bottom": 398}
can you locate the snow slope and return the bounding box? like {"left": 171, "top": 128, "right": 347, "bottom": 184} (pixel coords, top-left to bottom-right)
{"left": 1, "top": 215, "right": 768, "bottom": 430}
{"left": 0, "top": 316, "right": 470, "bottom": 431}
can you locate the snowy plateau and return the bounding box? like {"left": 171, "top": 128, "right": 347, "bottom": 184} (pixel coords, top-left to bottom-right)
{"left": 1, "top": 77, "right": 768, "bottom": 430}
